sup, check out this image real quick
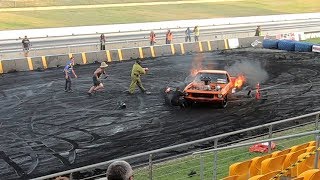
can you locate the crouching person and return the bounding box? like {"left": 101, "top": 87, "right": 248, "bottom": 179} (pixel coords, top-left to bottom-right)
{"left": 165, "top": 87, "right": 187, "bottom": 108}
{"left": 87, "top": 62, "right": 108, "bottom": 96}
{"left": 106, "top": 160, "right": 134, "bottom": 180}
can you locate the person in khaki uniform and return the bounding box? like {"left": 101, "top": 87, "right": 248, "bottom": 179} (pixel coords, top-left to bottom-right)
{"left": 129, "top": 60, "right": 150, "bottom": 95}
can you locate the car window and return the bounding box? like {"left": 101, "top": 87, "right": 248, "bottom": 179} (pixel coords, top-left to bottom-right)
{"left": 194, "top": 73, "right": 229, "bottom": 84}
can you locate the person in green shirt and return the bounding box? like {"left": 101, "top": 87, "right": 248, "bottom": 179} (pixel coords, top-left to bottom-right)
{"left": 129, "top": 60, "right": 151, "bottom": 95}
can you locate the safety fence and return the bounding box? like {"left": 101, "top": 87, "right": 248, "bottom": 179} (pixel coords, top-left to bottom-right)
{"left": 32, "top": 111, "right": 320, "bottom": 179}
{"left": 0, "top": 36, "right": 264, "bottom": 74}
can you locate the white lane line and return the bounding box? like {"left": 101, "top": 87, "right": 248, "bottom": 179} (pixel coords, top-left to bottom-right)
{"left": 0, "top": 0, "right": 244, "bottom": 12}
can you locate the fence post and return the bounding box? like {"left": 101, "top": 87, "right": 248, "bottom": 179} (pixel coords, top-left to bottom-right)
{"left": 314, "top": 136, "right": 319, "bottom": 168}
{"left": 213, "top": 138, "right": 218, "bottom": 180}
{"left": 149, "top": 154, "right": 153, "bottom": 180}
{"left": 200, "top": 153, "right": 204, "bottom": 180}
{"left": 268, "top": 125, "right": 273, "bottom": 153}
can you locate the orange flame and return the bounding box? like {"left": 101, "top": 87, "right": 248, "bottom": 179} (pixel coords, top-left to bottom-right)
{"left": 234, "top": 75, "right": 246, "bottom": 89}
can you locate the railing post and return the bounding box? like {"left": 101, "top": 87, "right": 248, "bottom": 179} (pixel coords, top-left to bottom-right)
{"left": 268, "top": 125, "right": 273, "bottom": 153}
{"left": 213, "top": 138, "right": 218, "bottom": 180}
{"left": 315, "top": 114, "right": 319, "bottom": 130}
{"left": 69, "top": 173, "right": 73, "bottom": 180}
{"left": 314, "top": 136, "right": 319, "bottom": 168}
{"left": 149, "top": 154, "right": 153, "bottom": 180}
{"left": 200, "top": 153, "right": 204, "bottom": 180}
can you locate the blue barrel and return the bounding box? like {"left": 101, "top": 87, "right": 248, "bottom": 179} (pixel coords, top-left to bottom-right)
{"left": 294, "top": 42, "right": 313, "bottom": 52}
{"left": 278, "top": 40, "right": 296, "bottom": 51}
{"left": 262, "top": 39, "right": 279, "bottom": 49}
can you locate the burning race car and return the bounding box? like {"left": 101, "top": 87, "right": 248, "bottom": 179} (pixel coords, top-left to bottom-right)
{"left": 164, "top": 70, "right": 245, "bottom": 108}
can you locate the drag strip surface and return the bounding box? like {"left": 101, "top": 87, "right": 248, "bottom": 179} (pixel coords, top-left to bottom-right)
{"left": 0, "top": 48, "right": 320, "bottom": 179}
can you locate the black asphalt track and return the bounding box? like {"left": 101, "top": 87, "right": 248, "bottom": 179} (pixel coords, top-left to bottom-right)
{"left": 1, "top": 48, "right": 320, "bottom": 179}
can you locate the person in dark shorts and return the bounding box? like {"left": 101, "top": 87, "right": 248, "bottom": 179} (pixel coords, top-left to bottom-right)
{"left": 87, "top": 62, "right": 108, "bottom": 96}
{"left": 22, "top": 35, "right": 30, "bottom": 57}
{"left": 64, "top": 57, "right": 77, "bottom": 92}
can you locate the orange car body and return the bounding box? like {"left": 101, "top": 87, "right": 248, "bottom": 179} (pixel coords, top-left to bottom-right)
{"left": 183, "top": 70, "right": 235, "bottom": 103}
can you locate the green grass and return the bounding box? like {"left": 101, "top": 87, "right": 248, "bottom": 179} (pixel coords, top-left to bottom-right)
{"left": 304, "top": 38, "right": 320, "bottom": 44}
{"left": 133, "top": 123, "right": 317, "bottom": 179}
{"left": 0, "top": 0, "right": 319, "bottom": 30}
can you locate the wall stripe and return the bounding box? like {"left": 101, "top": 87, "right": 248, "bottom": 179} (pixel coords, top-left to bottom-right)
{"left": 81, "top": 52, "right": 87, "bottom": 64}
{"left": 180, "top": 43, "right": 185, "bottom": 55}
{"left": 224, "top": 39, "right": 229, "bottom": 49}
{"left": 106, "top": 50, "right": 112, "bottom": 62}
{"left": 41, "top": 56, "right": 48, "bottom": 69}
{"left": 68, "top": 53, "right": 73, "bottom": 59}
{"left": 118, "top": 49, "right": 123, "bottom": 61}
{"left": 27, "top": 57, "right": 34, "bottom": 70}
{"left": 0, "top": 60, "right": 3, "bottom": 74}
{"left": 207, "top": 41, "right": 212, "bottom": 51}
{"left": 150, "top": 46, "right": 155, "bottom": 57}
{"left": 198, "top": 41, "right": 203, "bottom": 52}
{"left": 139, "top": 47, "right": 144, "bottom": 59}
{"left": 170, "top": 44, "right": 175, "bottom": 55}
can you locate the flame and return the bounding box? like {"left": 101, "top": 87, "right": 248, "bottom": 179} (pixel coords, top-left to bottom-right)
{"left": 234, "top": 75, "right": 246, "bottom": 89}
{"left": 190, "top": 55, "right": 204, "bottom": 76}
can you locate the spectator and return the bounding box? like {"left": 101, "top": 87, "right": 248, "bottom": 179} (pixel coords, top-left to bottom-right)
{"left": 149, "top": 31, "right": 156, "bottom": 46}
{"left": 185, "top": 27, "right": 191, "bottom": 42}
{"left": 22, "top": 35, "right": 30, "bottom": 57}
{"left": 106, "top": 160, "right": 134, "bottom": 180}
{"left": 64, "top": 57, "right": 77, "bottom": 93}
{"left": 165, "top": 30, "right": 173, "bottom": 44}
{"left": 100, "top": 34, "right": 106, "bottom": 50}
{"left": 193, "top": 26, "right": 200, "bottom": 42}
{"left": 255, "top": 26, "right": 262, "bottom": 36}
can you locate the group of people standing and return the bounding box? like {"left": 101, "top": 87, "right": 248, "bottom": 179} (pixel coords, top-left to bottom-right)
{"left": 63, "top": 57, "right": 150, "bottom": 96}
{"left": 149, "top": 26, "right": 200, "bottom": 46}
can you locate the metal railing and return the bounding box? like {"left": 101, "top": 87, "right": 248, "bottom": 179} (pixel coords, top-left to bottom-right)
{"left": 32, "top": 111, "right": 320, "bottom": 180}
{"left": 193, "top": 131, "right": 320, "bottom": 180}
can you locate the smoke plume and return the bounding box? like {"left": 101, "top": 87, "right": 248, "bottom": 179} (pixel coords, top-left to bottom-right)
{"left": 225, "top": 61, "right": 268, "bottom": 87}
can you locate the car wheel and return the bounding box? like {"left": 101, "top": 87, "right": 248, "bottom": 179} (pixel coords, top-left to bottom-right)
{"left": 220, "top": 96, "right": 228, "bottom": 108}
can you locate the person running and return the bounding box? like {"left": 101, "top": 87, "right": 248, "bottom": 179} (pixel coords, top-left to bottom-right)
{"left": 87, "top": 62, "right": 108, "bottom": 96}
{"left": 64, "top": 57, "right": 77, "bottom": 92}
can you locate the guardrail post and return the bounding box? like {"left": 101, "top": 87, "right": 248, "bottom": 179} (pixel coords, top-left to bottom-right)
{"left": 200, "top": 153, "right": 204, "bottom": 180}
{"left": 213, "top": 138, "right": 218, "bottom": 180}
{"left": 69, "top": 173, "right": 73, "bottom": 180}
{"left": 149, "top": 154, "right": 153, "bottom": 180}
{"left": 315, "top": 114, "right": 319, "bottom": 131}
{"left": 268, "top": 125, "right": 273, "bottom": 153}
{"left": 314, "top": 136, "right": 319, "bottom": 168}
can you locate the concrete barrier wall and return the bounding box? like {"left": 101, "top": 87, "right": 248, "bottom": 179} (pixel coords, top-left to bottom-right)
{"left": 0, "top": 37, "right": 267, "bottom": 74}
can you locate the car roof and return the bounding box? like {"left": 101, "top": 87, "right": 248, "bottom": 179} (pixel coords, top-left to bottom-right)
{"left": 198, "top": 70, "right": 228, "bottom": 74}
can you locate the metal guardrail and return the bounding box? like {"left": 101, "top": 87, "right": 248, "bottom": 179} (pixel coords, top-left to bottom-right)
{"left": 32, "top": 111, "right": 320, "bottom": 180}
{"left": 193, "top": 131, "right": 320, "bottom": 180}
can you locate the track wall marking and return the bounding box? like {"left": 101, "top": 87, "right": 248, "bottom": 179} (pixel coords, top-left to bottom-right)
{"left": 139, "top": 47, "right": 144, "bottom": 59}
{"left": 118, "top": 49, "right": 123, "bottom": 61}
{"left": 207, "top": 41, "right": 212, "bottom": 51}
{"left": 41, "top": 56, "right": 48, "bottom": 69}
{"left": 0, "top": 60, "right": 3, "bottom": 73}
{"left": 81, "top": 52, "right": 87, "bottom": 64}
{"left": 27, "top": 57, "right": 34, "bottom": 70}
{"left": 150, "top": 46, "right": 155, "bottom": 57}
{"left": 180, "top": 43, "right": 185, "bottom": 54}
{"left": 106, "top": 50, "right": 112, "bottom": 62}
{"left": 170, "top": 44, "right": 175, "bottom": 55}
{"left": 198, "top": 41, "right": 203, "bottom": 52}
{"left": 68, "top": 53, "right": 73, "bottom": 59}
{"left": 224, "top": 39, "right": 229, "bottom": 49}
